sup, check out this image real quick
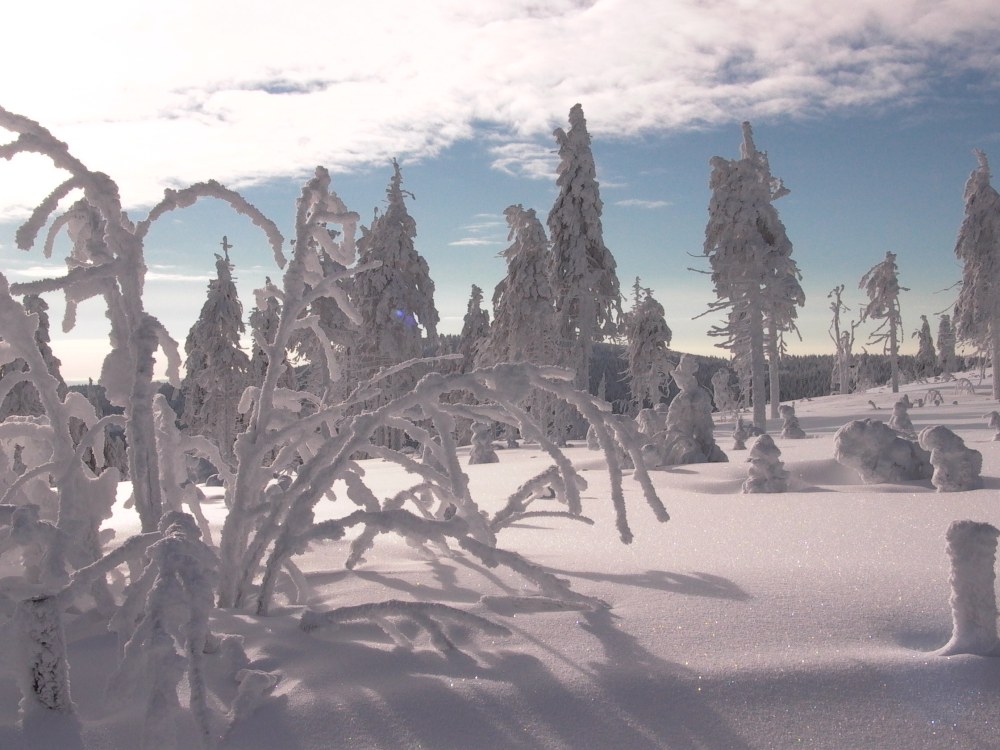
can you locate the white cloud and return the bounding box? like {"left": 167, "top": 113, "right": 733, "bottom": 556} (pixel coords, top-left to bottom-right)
{"left": 448, "top": 238, "right": 503, "bottom": 247}
{"left": 615, "top": 199, "right": 673, "bottom": 209}
{"left": 0, "top": 0, "right": 997, "bottom": 218}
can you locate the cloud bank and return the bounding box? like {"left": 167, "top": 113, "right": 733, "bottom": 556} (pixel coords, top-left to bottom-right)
{"left": 0, "top": 0, "right": 997, "bottom": 218}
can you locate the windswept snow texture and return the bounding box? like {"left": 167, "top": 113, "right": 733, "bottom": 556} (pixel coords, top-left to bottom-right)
{"left": 4, "top": 377, "right": 1000, "bottom": 748}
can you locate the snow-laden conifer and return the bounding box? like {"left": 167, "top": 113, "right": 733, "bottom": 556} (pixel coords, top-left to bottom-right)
{"left": 913, "top": 314, "right": 936, "bottom": 379}
{"left": 953, "top": 151, "right": 1000, "bottom": 398}
{"left": 481, "top": 205, "right": 557, "bottom": 368}
{"left": 624, "top": 280, "right": 673, "bottom": 413}
{"left": 859, "top": 251, "right": 907, "bottom": 393}
{"left": 548, "top": 104, "right": 622, "bottom": 395}
{"left": 701, "top": 122, "right": 802, "bottom": 429}
{"left": 180, "top": 238, "right": 250, "bottom": 462}
{"left": 937, "top": 314, "right": 957, "bottom": 378}
{"left": 458, "top": 284, "right": 490, "bottom": 374}
{"left": 351, "top": 160, "right": 438, "bottom": 373}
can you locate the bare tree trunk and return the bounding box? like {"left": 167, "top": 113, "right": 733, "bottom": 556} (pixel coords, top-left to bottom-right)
{"left": 749, "top": 297, "right": 767, "bottom": 431}
{"left": 889, "top": 318, "right": 900, "bottom": 394}
{"left": 767, "top": 317, "right": 780, "bottom": 419}
{"left": 992, "top": 324, "right": 1000, "bottom": 401}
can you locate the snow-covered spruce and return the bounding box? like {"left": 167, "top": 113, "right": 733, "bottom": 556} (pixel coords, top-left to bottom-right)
{"left": 913, "top": 315, "right": 936, "bottom": 380}
{"left": 624, "top": 280, "right": 672, "bottom": 413}
{"left": 742, "top": 434, "right": 788, "bottom": 493}
{"left": 953, "top": 151, "right": 1000, "bottom": 400}
{"left": 859, "top": 251, "right": 907, "bottom": 394}
{"left": 642, "top": 354, "right": 727, "bottom": 467}
{"left": 778, "top": 404, "right": 806, "bottom": 439}
{"left": 917, "top": 426, "right": 983, "bottom": 492}
{"left": 700, "top": 122, "right": 803, "bottom": 429}
{"left": 938, "top": 520, "right": 1000, "bottom": 657}
{"left": 833, "top": 418, "right": 932, "bottom": 484}
{"left": 548, "top": 104, "right": 622, "bottom": 398}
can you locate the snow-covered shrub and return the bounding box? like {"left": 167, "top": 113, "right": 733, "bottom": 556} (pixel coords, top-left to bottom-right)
{"left": 732, "top": 417, "right": 749, "bottom": 450}
{"left": 642, "top": 354, "right": 727, "bottom": 467}
{"left": 888, "top": 399, "right": 916, "bottom": 437}
{"left": 468, "top": 422, "right": 499, "bottom": 464}
{"left": 938, "top": 520, "right": 1000, "bottom": 656}
{"left": 778, "top": 404, "right": 805, "bottom": 439}
{"left": 917, "top": 426, "right": 982, "bottom": 492}
{"left": 985, "top": 411, "right": 1000, "bottom": 441}
{"left": 833, "top": 419, "right": 932, "bottom": 484}
{"left": 742, "top": 434, "right": 788, "bottom": 493}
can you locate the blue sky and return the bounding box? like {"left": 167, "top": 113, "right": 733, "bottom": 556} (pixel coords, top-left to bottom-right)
{"left": 1, "top": 0, "right": 998, "bottom": 381}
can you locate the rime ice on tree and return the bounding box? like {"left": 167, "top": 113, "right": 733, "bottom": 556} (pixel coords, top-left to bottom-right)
{"left": 700, "top": 122, "right": 803, "bottom": 430}
{"left": 859, "top": 251, "right": 907, "bottom": 394}
{"left": 986, "top": 411, "right": 1000, "bottom": 441}
{"left": 918, "top": 425, "right": 983, "bottom": 492}
{"left": 548, "top": 104, "right": 622, "bottom": 397}
{"left": 912, "top": 315, "right": 936, "bottom": 379}
{"left": 732, "top": 417, "right": 750, "bottom": 450}
{"left": 742, "top": 434, "right": 788, "bottom": 493}
{"left": 642, "top": 354, "right": 727, "bottom": 467}
{"left": 953, "top": 151, "right": 1000, "bottom": 400}
{"left": 624, "top": 280, "right": 672, "bottom": 413}
{"left": 778, "top": 404, "right": 805, "bottom": 439}
{"left": 834, "top": 418, "right": 932, "bottom": 484}
{"left": 938, "top": 520, "right": 1000, "bottom": 657}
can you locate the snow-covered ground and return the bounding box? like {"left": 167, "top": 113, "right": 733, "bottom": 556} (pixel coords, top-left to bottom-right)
{"left": 4, "top": 376, "right": 1000, "bottom": 749}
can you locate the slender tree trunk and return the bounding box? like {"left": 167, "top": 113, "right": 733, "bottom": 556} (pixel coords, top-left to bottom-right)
{"left": 749, "top": 297, "right": 767, "bottom": 431}
{"left": 767, "top": 317, "right": 780, "bottom": 418}
{"left": 889, "top": 318, "right": 900, "bottom": 394}
{"left": 992, "top": 323, "right": 1000, "bottom": 401}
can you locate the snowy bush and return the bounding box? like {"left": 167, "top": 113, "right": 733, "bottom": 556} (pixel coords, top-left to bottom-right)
{"left": 833, "top": 418, "right": 932, "bottom": 484}
{"left": 778, "top": 404, "right": 805, "bottom": 439}
{"left": 917, "top": 426, "right": 983, "bottom": 492}
{"left": 742, "top": 434, "right": 788, "bottom": 493}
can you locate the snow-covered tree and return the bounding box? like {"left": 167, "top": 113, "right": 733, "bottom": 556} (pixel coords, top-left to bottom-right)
{"left": 548, "top": 103, "right": 622, "bottom": 394}
{"left": 248, "top": 278, "right": 295, "bottom": 390}
{"left": 180, "top": 238, "right": 251, "bottom": 461}
{"left": 828, "top": 285, "right": 859, "bottom": 395}
{"left": 458, "top": 285, "right": 490, "bottom": 374}
{"left": 859, "top": 251, "right": 907, "bottom": 393}
{"left": 0, "top": 294, "right": 67, "bottom": 420}
{"left": 351, "top": 160, "right": 438, "bottom": 374}
{"left": 953, "top": 150, "right": 1000, "bottom": 399}
{"left": 701, "top": 122, "right": 801, "bottom": 429}
{"left": 937, "top": 314, "right": 957, "bottom": 377}
{"left": 480, "top": 205, "right": 557, "bottom": 369}
{"left": 913, "top": 314, "right": 936, "bottom": 379}
{"left": 624, "top": 280, "right": 672, "bottom": 412}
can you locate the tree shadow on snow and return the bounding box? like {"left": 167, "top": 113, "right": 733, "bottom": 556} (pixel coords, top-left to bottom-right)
{"left": 542, "top": 567, "right": 752, "bottom": 601}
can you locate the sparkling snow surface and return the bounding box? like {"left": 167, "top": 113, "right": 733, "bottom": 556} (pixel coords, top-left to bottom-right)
{"left": 4, "top": 377, "right": 1000, "bottom": 749}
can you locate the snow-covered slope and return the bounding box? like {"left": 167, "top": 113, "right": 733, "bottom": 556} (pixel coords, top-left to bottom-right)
{"left": 4, "top": 376, "right": 1000, "bottom": 749}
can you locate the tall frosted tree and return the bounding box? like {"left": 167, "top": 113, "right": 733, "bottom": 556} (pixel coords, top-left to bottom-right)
{"left": 457, "top": 284, "right": 490, "bottom": 373}
{"left": 180, "top": 238, "right": 251, "bottom": 460}
{"left": 937, "top": 313, "right": 957, "bottom": 377}
{"left": 624, "top": 279, "right": 673, "bottom": 412}
{"left": 548, "top": 103, "right": 622, "bottom": 394}
{"left": 351, "top": 160, "right": 438, "bottom": 374}
{"left": 828, "top": 284, "right": 859, "bottom": 395}
{"left": 913, "top": 314, "right": 936, "bottom": 378}
{"left": 701, "top": 122, "right": 801, "bottom": 429}
{"left": 953, "top": 150, "right": 1000, "bottom": 399}
{"left": 480, "top": 205, "right": 558, "bottom": 369}
{"left": 859, "top": 251, "right": 907, "bottom": 393}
